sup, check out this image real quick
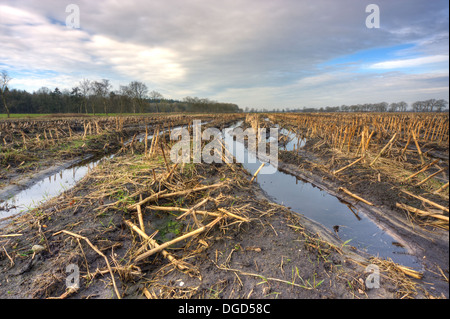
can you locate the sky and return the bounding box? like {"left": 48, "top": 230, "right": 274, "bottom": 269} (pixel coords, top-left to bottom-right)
{"left": 0, "top": 0, "right": 448, "bottom": 110}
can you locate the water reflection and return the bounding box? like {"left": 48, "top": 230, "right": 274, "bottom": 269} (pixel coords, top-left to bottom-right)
{"left": 223, "top": 122, "right": 418, "bottom": 268}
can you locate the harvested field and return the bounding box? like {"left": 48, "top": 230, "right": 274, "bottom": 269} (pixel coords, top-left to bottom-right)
{"left": 0, "top": 113, "right": 448, "bottom": 302}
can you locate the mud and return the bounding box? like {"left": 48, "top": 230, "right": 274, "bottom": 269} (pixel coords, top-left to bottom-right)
{"left": 0, "top": 116, "right": 447, "bottom": 300}
{"left": 0, "top": 136, "right": 444, "bottom": 300}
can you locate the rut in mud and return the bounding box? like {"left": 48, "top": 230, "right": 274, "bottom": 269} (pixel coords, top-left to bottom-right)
{"left": 0, "top": 114, "right": 447, "bottom": 299}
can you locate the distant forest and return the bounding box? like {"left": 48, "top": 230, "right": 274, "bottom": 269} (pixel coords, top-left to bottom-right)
{"left": 0, "top": 72, "right": 241, "bottom": 117}
{"left": 0, "top": 72, "right": 448, "bottom": 117}
{"left": 247, "top": 99, "right": 449, "bottom": 113}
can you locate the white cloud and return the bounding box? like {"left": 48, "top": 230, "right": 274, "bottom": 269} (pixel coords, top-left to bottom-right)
{"left": 369, "top": 55, "right": 449, "bottom": 69}
{"left": 86, "top": 35, "right": 186, "bottom": 84}
{"left": 0, "top": 0, "right": 448, "bottom": 107}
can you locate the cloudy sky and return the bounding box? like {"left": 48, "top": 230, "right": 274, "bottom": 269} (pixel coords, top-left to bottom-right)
{"left": 0, "top": 0, "right": 448, "bottom": 109}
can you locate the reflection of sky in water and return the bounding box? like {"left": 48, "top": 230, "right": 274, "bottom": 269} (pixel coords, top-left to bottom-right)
{"left": 0, "top": 159, "right": 104, "bottom": 220}
{"left": 224, "top": 122, "right": 418, "bottom": 268}
{"left": 0, "top": 120, "right": 419, "bottom": 268}
{"left": 1, "top": 124, "right": 186, "bottom": 221}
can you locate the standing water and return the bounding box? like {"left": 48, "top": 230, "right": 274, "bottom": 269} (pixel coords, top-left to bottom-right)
{"left": 222, "top": 121, "right": 419, "bottom": 269}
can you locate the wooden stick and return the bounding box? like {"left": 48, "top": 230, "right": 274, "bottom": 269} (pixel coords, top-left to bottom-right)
{"left": 396, "top": 203, "right": 448, "bottom": 222}
{"left": 400, "top": 189, "right": 449, "bottom": 213}
{"left": 134, "top": 215, "right": 223, "bottom": 262}
{"left": 415, "top": 168, "right": 445, "bottom": 186}
{"left": 333, "top": 156, "right": 364, "bottom": 175}
{"left": 339, "top": 187, "right": 374, "bottom": 206}
{"left": 53, "top": 230, "right": 121, "bottom": 299}
{"left": 250, "top": 162, "right": 266, "bottom": 183}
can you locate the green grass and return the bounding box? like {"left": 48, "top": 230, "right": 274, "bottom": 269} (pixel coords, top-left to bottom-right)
{"left": 0, "top": 112, "right": 199, "bottom": 120}
{"left": 0, "top": 113, "right": 52, "bottom": 119}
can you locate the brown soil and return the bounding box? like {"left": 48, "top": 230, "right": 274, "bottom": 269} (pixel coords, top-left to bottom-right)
{"left": 0, "top": 133, "right": 443, "bottom": 301}
{"left": 268, "top": 120, "right": 449, "bottom": 298}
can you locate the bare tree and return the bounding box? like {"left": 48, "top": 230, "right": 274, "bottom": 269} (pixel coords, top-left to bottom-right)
{"left": 93, "top": 79, "right": 112, "bottom": 115}
{"left": 79, "top": 79, "right": 91, "bottom": 114}
{"left": 149, "top": 90, "right": 163, "bottom": 112}
{"left": 398, "top": 101, "right": 408, "bottom": 112}
{"left": 388, "top": 102, "right": 399, "bottom": 112}
{"left": 117, "top": 85, "right": 130, "bottom": 114}
{"left": 434, "top": 99, "right": 448, "bottom": 112}
{"left": 0, "top": 70, "right": 12, "bottom": 118}
{"left": 128, "top": 81, "right": 148, "bottom": 113}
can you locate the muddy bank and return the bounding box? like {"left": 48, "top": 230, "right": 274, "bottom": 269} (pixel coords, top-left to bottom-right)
{"left": 0, "top": 115, "right": 229, "bottom": 223}
{"left": 0, "top": 139, "right": 437, "bottom": 300}
{"left": 244, "top": 119, "right": 448, "bottom": 297}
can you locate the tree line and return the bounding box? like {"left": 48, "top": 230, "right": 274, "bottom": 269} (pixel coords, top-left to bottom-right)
{"left": 0, "top": 71, "right": 241, "bottom": 117}
{"left": 1, "top": 70, "right": 448, "bottom": 117}
{"left": 246, "top": 99, "right": 449, "bottom": 113}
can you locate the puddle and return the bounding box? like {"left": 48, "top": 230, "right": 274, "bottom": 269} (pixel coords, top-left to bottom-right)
{"left": 0, "top": 120, "right": 420, "bottom": 268}
{"left": 0, "top": 156, "right": 108, "bottom": 221}
{"left": 274, "top": 124, "right": 306, "bottom": 152}
{"left": 0, "top": 124, "right": 188, "bottom": 224}
{"left": 223, "top": 121, "right": 419, "bottom": 269}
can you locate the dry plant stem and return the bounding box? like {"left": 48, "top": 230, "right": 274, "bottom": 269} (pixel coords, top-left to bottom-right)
{"left": 128, "top": 183, "right": 223, "bottom": 211}
{"left": 216, "top": 264, "right": 318, "bottom": 290}
{"left": 400, "top": 189, "right": 449, "bottom": 213}
{"left": 396, "top": 203, "right": 449, "bottom": 222}
{"left": 176, "top": 198, "right": 209, "bottom": 220}
{"left": 2, "top": 246, "right": 14, "bottom": 267}
{"left": 333, "top": 156, "right": 364, "bottom": 175}
{"left": 124, "top": 220, "right": 189, "bottom": 271}
{"left": 137, "top": 203, "right": 145, "bottom": 232}
{"left": 411, "top": 130, "right": 425, "bottom": 165}
{"left": 135, "top": 215, "right": 224, "bottom": 262}
{"left": 159, "top": 142, "right": 170, "bottom": 172}
{"left": 217, "top": 207, "right": 250, "bottom": 222}
{"left": 415, "top": 168, "right": 445, "bottom": 186}
{"left": 434, "top": 182, "right": 449, "bottom": 194}
{"left": 128, "top": 189, "right": 168, "bottom": 210}
{"left": 47, "top": 288, "right": 78, "bottom": 300}
{"left": 369, "top": 133, "right": 397, "bottom": 166}
{"left": 403, "top": 159, "right": 440, "bottom": 182}
{"left": 163, "top": 163, "right": 178, "bottom": 181}
{"left": 147, "top": 205, "right": 221, "bottom": 217}
{"left": 401, "top": 134, "right": 412, "bottom": 157}
{"left": 339, "top": 187, "right": 374, "bottom": 206}
{"left": 52, "top": 230, "right": 121, "bottom": 299}
{"left": 250, "top": 162, "right": 266, "bottom": 183}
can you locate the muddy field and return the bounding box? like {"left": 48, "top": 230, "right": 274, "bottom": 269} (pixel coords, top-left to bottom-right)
{"left": 0, "top": 113, "right": 448, "bottom": 301}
